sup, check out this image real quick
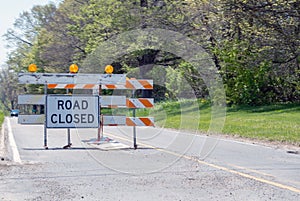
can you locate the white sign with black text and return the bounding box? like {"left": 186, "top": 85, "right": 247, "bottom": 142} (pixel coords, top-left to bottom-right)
{"left": 46, "top": 95, "right": 99, "bottom": 128}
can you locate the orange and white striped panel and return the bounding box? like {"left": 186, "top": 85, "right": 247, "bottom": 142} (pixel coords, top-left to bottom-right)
{"left": 126, "top": 98, "right": 154, "bottom": 108}
{"left": 126, "top": 117, "right": 154, "bottom": 127}
{"left": 48, "top": 84, "right": 99, "bottom": 89}
{"left": 102, "top": 79, "right": 153, "bottom": 90}
{"left": 102, "top": 116, "right": 154, "bottom": 126}
{"left": 48, "top": 80, "right": 153, "bottom": 90}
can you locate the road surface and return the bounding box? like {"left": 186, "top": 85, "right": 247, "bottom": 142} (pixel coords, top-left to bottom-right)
{"left": 0, "top": 117, "right": 299, "bottom": 200}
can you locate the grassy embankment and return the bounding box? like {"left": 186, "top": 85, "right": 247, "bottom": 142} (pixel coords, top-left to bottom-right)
{"left": 134, "top": 100, "right": 300, "bottom": 145}
{"left": 0, "top": 112, "right": 4, "bottom": 127}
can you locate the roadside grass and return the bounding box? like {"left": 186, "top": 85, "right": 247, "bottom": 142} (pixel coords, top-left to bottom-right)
{"left": 0, "top": 112, "right": 4, "bottom": 127}
{"left": 224, "top": 104, "right": 300, "bottom": 144}
{"left": 135, "top": 100, "right": 300, "bottom": 145}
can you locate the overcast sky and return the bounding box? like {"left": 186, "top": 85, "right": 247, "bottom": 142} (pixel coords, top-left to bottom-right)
{"left": 0, "top": 0, "right": 62, "bottom": 68}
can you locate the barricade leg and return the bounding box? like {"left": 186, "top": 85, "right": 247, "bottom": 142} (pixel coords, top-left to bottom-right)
{"left": 63, "top": 128, "right": 72, "bottom": 149}
{"left": 44, "top": 125, "right": 48, "bottom": 149}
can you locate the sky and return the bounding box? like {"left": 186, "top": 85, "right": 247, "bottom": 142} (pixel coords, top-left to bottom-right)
{"left": 0, "top": 0, "right": 62, "bottom": 68}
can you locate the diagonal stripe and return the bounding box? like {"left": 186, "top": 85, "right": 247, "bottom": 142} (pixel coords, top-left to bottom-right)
{"left": 125, "top": 80, "right": 135, "bottom": 89}
{"left": 48, "top": 84, "right": 58, "bottom": 89}
{"left": 126, "top": 117, "right": 136, "bottom": 126}
{"left": 126, "top": 99, "right": 136, "bottom": 108}
{"left": 83, "top": 84, "right": 97, "bottom": 89}
{"left": 139, "top": 117, "right": 154, "bottom": 126}
{"left": 139, "top": 98, "right": 154, "bottom": 108}
{"left": 139, "top": 80, "right": 153, "bottom": 89}
{"left": 104, "top": 84, "right": 117, "bottom": 89}
{"left": 126, "top": 98, "right": 154, "bottom": 108}
{"left": 65, "top": 84, "right": 76, "bottom": 89}
{"left": 130, "top": 80, "right": 143, "bottom": 89}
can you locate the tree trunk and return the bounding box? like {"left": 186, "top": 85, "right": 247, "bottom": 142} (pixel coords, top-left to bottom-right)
{"left": 140, "top": 0, "right": 148, "bottom": 8}
{"left": 137, "top": 50, "right": 160, "bottom": 97}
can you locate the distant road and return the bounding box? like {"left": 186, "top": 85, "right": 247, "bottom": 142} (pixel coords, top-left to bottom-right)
{"left": 0, "top": 117, "right": 299, "bottom": 201}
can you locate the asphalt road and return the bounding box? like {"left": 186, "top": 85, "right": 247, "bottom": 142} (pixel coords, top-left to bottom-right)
{"left": 0, "top": 117, "right": 299, "bottom": 201}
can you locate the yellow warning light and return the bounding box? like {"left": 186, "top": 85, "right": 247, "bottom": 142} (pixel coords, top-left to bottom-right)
{"left": 69, "top": 64, "right": 79, "bottom": 73}
{"left": 105, "top": 65, "right": 114, "bottom": 74}
{"left": 28, "top": 64, "right": 37, "bottom": 73}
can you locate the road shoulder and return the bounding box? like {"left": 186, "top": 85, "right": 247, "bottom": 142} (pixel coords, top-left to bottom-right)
{"left": 0, "top": 117, "right": 22, "bottom": 165}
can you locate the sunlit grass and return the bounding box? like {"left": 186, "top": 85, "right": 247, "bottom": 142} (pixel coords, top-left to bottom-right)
{"left": 0, "top": 112, "right": 4, "bottom": 127}
{"left": 136, "top": 100, "right": 300, "bottom": 145}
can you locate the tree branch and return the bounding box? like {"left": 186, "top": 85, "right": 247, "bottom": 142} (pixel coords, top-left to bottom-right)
{"left": 6, "top": 30, "right": 33, "bottom": 46}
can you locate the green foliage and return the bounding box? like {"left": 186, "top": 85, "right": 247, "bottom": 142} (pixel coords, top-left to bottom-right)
{"left": 215, "top": 37, "right": 300, "bottom": 105}
{"left": 2, "top": 0, "right": 300, "bottom": 107}
{"left": 216, "top": 40, "right": 273, "bottom": 105}
{"left": 69, "top": 0, "right": 140, "bottom": 54}
{"left": 165, "top": 66, "right": 189, "bottom": 99}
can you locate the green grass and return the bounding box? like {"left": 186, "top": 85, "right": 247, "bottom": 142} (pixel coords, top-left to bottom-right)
{"left": 135, "top": 100, "right": 300, "bottom": 145}
{"left": 224, "top": 104, "right": 300, "bottom": 143}
{"left": 0, "top": 112, "right": 4, "bottom": 127}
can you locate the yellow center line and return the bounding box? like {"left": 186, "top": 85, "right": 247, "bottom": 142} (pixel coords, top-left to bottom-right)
{"left": 104, "top": 132, "right": 300, "bottom": 194}
{"left": 227, "top": 163, "right": 274, "bottom": 177}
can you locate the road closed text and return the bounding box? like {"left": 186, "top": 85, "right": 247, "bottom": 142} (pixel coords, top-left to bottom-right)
{"left": 46, "top": 96, "right": 99, "bottom": 128}
{"left": 50, "top": 113, "right": 95, "bottom": 124}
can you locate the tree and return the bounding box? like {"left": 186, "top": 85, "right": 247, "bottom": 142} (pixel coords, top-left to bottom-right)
{"left": 39, "top": 0, "right": 89, "bottom": 72}
{"left": 3, "top": 0, "right": 299, "bottom": 106}
{"left": 4, "top": 4, "right": 57, "bottom": 72}
{"left": 0, "top": 68, "right": 21, "bottom": 111}
{"left": 216, "top": 0, "right": 300, "bottom": 104}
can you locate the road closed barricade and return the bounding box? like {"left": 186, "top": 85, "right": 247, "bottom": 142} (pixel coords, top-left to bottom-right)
{"left": 17, "top": 64, "right": 154, "bottom": 149}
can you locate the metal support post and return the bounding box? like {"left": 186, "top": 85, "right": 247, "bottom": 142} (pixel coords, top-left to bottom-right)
{"left": 43, "top": 84, "right": 48, "bottom": 149}
{"left": 63, "top": 128, "right": 72, "bottom": 149}
{"left": 97, "top": 85, "right": 102, "bottom": 142}
{"left": 63, "top": 89, "right": 72, "bottom": 149}
{"left": 132, "top": 90, "right": 137, "bottom": 149}
{"left": 97, "top": 114, "right": 103, "bottom": 141}
{"left": 133, "top": 108, "right": 137, "bottom": 149}
{"left": 68, "top": 129, "right": 71, "bottom": 146}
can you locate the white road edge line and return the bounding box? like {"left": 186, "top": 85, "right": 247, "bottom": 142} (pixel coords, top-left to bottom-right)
{"left": 7, "top": 117, "right": 22, "bottom": 164}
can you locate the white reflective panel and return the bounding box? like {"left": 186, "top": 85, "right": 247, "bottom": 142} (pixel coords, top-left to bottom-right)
{"left": 18, "top": 73, "right": 126, "bottom": 85}
{"left": 18, "top": 95, "right": 46, "bottom": 105}
{"left": 100, "top": 96, "right": 126, "bottom": 107}
{"left": 18, "top": 115, "right": 45, "bottom": 125}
